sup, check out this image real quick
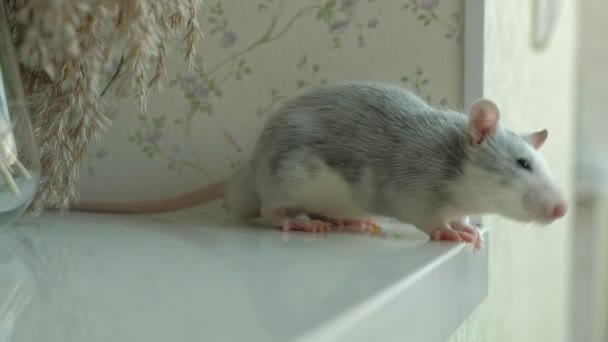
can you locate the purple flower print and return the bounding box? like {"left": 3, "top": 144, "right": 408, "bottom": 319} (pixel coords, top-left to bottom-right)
{"left": 220, "top": 31, "right": 237, "bottom": 48}
{"left": 367, "top": 18, "right": 378, "bottom": 28}
{"left": 357, "top": 35, "right": 365, "bottom": 47}
{"left": 95, "top": 149, "right": 108, "bottom": 159}
{"left": 143, "top": 129, "right": 162, "bottom": 144}
{"left": 194, "top": 84, "right": 209, "bottom": 99}
{"left": 170, "top": 145, "right": 182, "bottom": 156}
{"left": 340, "top": 0, "right": 357, "bottom": 9}
{"left": 167, "top": 159, "right": 183, "bottom": 174}
{"left": 179, "top": 74, "right": 196, "bottom": 90}
{"left": 420, "top": 0, "right": 440, "bottom": 11}
{"left": 329, "top": 20, "right": 349, "bottom": 34}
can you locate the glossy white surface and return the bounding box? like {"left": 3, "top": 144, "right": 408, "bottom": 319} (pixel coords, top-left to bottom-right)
{"left": 0, "top": 212, "right": 488, "bottom": 342}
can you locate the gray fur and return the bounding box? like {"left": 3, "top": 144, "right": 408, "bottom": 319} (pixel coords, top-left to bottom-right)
{"left": 226, "top": 81, "right": 554, "bottom": 230}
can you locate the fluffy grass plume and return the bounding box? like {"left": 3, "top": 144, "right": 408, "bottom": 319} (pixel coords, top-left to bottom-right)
{"left": 4, "top": 0, "right": 204, "bottom": 213}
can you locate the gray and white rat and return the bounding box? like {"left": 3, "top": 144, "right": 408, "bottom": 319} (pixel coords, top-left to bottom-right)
{"left": 75, "top": 81, "right": 567, "bottom": 249}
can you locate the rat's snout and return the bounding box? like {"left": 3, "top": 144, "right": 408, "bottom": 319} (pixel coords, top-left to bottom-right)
{"left": 551, "top": 202, "right": 567, "bottom": 219}
{"left": 524, "top": 186, "right": 567, "bottom": 223}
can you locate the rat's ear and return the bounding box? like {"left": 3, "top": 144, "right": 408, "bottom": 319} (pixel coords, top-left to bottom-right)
{"left": 523, "top": 129, "right": 548, "bottom": 149}
{"left": 468, "top": 99, "right": 500, "bottom": 146}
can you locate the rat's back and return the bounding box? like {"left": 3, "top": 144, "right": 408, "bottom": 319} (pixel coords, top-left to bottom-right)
{"left": 228, "top": 81, "right": 469, "bottom": 222}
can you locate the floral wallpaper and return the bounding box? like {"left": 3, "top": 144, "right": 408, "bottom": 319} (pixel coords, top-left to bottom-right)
{"left": 79, "top": 0, "right": 464, "bottom": 203}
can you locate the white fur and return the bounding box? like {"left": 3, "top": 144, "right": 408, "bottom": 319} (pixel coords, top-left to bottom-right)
{"left": 286, "top": 162, "right": 370, "bottom": 220}
{"left": 448, "top": 143, "right": 565, "bottom": 224}
{"left": 517, "top": 144, "right": 565, "bottom": 222}
{"left": 444, "top": 164, "right": 509, "bottom": 219}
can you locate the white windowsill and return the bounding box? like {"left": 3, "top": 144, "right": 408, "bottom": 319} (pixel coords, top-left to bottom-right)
{"left": 0, "top": 212, "right": 488, "bottom": 342}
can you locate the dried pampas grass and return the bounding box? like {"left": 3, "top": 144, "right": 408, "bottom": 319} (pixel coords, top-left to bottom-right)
{"left": 4, "top": 0, "right": 204, "bottom": 213}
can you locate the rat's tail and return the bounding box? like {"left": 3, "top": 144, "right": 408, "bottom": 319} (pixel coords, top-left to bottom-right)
{"left": 225, "top": 161, "right": 260, "bottom": 219}
{"left": 71, "top": 182, "right": 226, "bottom": 214}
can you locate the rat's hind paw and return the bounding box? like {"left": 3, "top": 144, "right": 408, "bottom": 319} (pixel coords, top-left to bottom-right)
{"left": 308, "top": 215, "right": 378, "bottom": 233}
{"left": 338, "top": 219, "right": 378, "bottom": 233}
{"left": 261, "top": 204, "right": 328, "bottom": 232}
{"left": 282, "top": 218, "right": 332, "bottom": 233}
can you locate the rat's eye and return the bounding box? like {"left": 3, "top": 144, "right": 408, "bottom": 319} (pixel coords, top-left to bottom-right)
{"left": 516, "top": 158, "right": 532, "bottom": 172}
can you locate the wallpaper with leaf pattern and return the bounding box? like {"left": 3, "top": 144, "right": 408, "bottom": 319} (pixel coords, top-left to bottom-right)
{"left": 80, "top": 0, "right": 464, "bottom": 203}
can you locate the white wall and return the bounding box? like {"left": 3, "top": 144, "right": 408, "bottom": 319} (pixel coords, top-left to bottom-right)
{"left": 448, "top": 1, "right": 576, "bottom": 341}
{"left": 573, "top": 0, "right": 608, "bottom": 340}
{"left": 577, "top": 0, "right": 608, "bottom": 181}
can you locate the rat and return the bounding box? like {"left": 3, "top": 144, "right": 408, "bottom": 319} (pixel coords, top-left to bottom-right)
{"left": 73, "top": 81, "right": 567, "bottom": 249}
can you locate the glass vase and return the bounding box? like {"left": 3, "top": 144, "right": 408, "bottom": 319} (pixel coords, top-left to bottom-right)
{"left": 0, "top": 2, "right": 41, "bottom": 228}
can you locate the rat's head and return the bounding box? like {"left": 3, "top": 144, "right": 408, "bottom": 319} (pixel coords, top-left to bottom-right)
{"left": 464, "top": 99, "right": 567, "bottom": 224}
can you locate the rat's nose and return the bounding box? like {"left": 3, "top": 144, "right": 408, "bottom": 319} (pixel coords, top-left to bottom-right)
{"left": 551, "top": 203, "right": 567, "bottom": 219}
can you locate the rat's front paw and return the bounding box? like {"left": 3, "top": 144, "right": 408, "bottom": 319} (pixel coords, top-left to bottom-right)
{"left": 431, "top": 227, "right": 462, "bottom": 242}
{"left": 431, "top": 226, "right": 483, "bottom": 250}
{"left": 449, "top": 221, "right": 484, "bottom": 250}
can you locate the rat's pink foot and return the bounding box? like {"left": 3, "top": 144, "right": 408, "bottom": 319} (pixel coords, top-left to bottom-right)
{"left": 282, "top": 218, "right": 332, "bottom": 233}
{"left": 334, "top": 219, "right": 376, "bottom": 233}
{"left": 309, "top": 215, "right": 376, "bottom": 233}
{"left": 431, "top": 227, "right": 463, "bottom": 242}
{"left": 450, "top": 221, "right": 483, "bottom": 250}
{"left": 431, "top": 227, "right": 483, "bottom": 250}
